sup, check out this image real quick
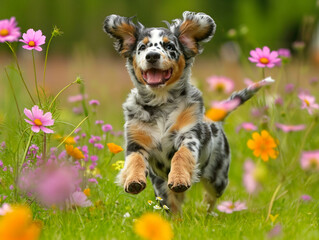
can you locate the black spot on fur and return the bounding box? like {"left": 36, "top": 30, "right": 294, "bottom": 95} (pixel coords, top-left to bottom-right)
{"left": 156, "top": 161, "right": 164, "bottom": 170}
{"left": 126, "top": 142, "right": 145, "bottom": 155}
{"left": 222, "top": 132, "right": 230, "bottom": 156}
{"left": 210, "top": 123, "right": 219, "bottom": 137}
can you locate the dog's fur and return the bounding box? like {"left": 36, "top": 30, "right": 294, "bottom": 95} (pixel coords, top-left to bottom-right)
{"left": 103, "top": 11, "right": 269, "bottom": 213}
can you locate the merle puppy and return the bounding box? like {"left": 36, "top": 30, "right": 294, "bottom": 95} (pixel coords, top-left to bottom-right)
{"left": 103, "top": 11, "right": 270, "bottom": 213}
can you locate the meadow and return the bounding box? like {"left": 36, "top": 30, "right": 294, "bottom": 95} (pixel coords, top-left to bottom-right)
{"left": 0, "top": 16, "right": 319, "bottom": 240}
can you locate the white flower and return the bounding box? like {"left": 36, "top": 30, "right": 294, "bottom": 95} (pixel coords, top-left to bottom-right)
{"left": 163, "top": 205, "right": 169, "bottom": 210}
{"left": 0, "top": 203, "right": 12, "bottom": 215}
{"left": 153, "top": 205, "right": 162, "bottom": 210}
{"left": 123, "top": 212, "right": 131, "bottom": 218}
{"left": 156, "top": 196, "right": 163, "bottom": 201}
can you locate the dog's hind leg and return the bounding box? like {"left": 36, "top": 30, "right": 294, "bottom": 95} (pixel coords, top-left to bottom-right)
{"left": 201, "top": 178, "right": 218, "bottom": 213}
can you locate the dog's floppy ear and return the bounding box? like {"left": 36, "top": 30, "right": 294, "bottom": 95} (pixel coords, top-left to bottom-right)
{"left": 169, "top": 11, "right": 216, "bottom": 57}
{"left": 103, "top": 15, "right": 143, "bottom": 58}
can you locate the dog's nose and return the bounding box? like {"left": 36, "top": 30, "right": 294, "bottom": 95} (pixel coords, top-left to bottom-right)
{"left": 146, "top": 52, "right": 160, "bottom": 63}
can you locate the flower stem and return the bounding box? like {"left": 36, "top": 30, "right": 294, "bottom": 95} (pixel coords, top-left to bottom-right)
{"left": 19, "top": 132, "right": 33, "bottom": 173}
{"left": 5, "top": 68, "right": 21, "bottom": 117}
{"left": 265, "top": 183, "right": 282, "bottom": 222}
{"left": 48, "top": 79, "right": 78, "bottom": 110}
{"left": 43, "top": 133, "right": 47, "bottom": 161}
{"left": 32, "top": 50, "right": 42, "bottom": 107}
{"left": 6, "top": 42, "right": 36, "bottom": 104}
{"left": 43, "top": 32, "right": 55, "bottom": 90}
{"left": 56, "top": 116, "right": 89, "bottom": 148}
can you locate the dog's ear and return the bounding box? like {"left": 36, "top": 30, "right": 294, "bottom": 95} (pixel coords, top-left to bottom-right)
{"left": 169, "top": 11, "right": 216, "bottom": 57}
{"left": 103, "top": 15, "right": 143, "bottom": 58}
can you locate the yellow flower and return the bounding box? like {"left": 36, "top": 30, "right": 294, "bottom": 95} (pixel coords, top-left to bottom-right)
{"left": 205, "top": 108, "right": 227, "bottom": 122}
{"left": 111, "top": 160, "right": 125, "bottom": 171}
{"left": 0, "top": 205, "right": 42, "bottom": 240}
{"left": 62, "top": 136, "right": 76, "bottom": 145}
{"left": 134, "top": 213, "right": 173, "bottom": 240}
{"left": 247, "top": 130, "right": 278, "bottom": 162}
{"left": 107, "top": 143, "right": 124, "bottom": 154}
{"left": 83, "top": 188, "right": 91, "bottom": 197}
{"left": 269, "top": 214, "right": 279, "bottom": 223}
{"left": 65, "top": 144, "right": 85, "bottom": 159}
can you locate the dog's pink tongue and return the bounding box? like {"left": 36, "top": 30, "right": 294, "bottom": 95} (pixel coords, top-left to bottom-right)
{"left": 146, "top": 69, "right": 162, "bottom": 84}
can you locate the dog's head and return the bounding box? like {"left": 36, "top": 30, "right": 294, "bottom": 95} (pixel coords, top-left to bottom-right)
{"left": 103, "top": 11, "right": 216, "bottom": 91}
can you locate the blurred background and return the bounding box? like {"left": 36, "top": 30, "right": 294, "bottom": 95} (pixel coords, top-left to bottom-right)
{"left": 0, "top": 0, "right": 319, "bottom": 129}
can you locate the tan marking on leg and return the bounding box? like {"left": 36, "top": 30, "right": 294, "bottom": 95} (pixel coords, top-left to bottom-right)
{"left": 166, "top": 55, "right": 185, "bottom": 86}
{"left": 167, "top": 191, "right": 185, "bottom": 214}
{"left": 118, "top": 152, "right": 147, "bottom": 194}
{"left": 168, "top": 146, "right": 196, "bottom": 192}
{"left": 127, "top": 124, "right": 153, "bottom": 150}
{"left": 170, "top": 104, "right": 197, "bottom": 132}
{"left": 202, "top": 178, "right": 218, "bottom": 212}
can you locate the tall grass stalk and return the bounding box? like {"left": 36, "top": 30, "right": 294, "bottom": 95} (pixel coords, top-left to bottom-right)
{"left": 32, "top": 50, "right": 42, "bottom": 107}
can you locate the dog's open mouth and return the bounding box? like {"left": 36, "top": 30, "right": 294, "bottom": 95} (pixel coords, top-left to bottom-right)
{"left": 142, "top": 68, "right": 172, "bottom": 86}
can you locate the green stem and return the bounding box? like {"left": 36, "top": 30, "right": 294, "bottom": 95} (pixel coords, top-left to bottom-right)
{"left": 43, "top": 33, "right": 55, "bottom": 90}
{"left": 5, "top": 68, "right": 21, "bottom": 117}
{"left": 297, "top": 118, "right": 316, "bottom": 156}
{"left": 6, "top": 41, "right": 35, "bottom": 104}
{"left": 19, "top": 132, "right": 33, "bottom": 173}
{"left": 32, "top": 50, "right": 42, "bottom": 107}
{"left": 265, "top": 183, "right": 282, "bottom": 222}
{"left": 56, "top": 116, "right": 89, "bottom": 148}
{"left": 48, "top": 79, "right": 77, "bottom": 110}
{"left": 43, "top": 133, "right": 47, "bottom": 161}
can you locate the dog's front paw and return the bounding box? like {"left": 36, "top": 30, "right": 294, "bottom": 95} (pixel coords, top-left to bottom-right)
{"left": 124, "top": 178, "right": 146, "bottom": 194}
{"left": 168, "top": 173, "right": 191, "bottom": 193}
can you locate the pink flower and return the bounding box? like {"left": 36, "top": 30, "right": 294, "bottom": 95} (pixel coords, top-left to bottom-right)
{"left": 298, "top": 93, "right": 319, "bottom": 115}
{"left": 68, "top": 94, "right": 87, "bottom": 103}
{"left": 300, "top": 194, "right": 312, "bottom": 202}
{"left": 19, "top": 29, "right": 46, "bottom": 51}
{"left": 206, "top": 76, "right": 235, "bottom": 94}
{"left": 217, "top": 201, "right": 247, "bottom": 214}
{"left": 0, "top": 17, "right": 21, "bottom": 42}
{"left": 0, "top": 203, "right": 12, "bottom": 215}
{"left": 24, "top": 105, "right": 54, "bottom": 133}
{"left": 243, "top": 160, "right": 259, "bottom": 194}
{"left": 248, "top": 46, "right": 281, "bottom": 68}
{"left": 102, "top": 124, "right": 113, "bottom": 132}
{"left": 300, "top": 150, "right": 319, "bottom": 171}
{"left": 89, "top": 99, "right": 100, "bottom": 106}
{"left": 88, "top": 178, "right": 98, "bottom": 184}
{"left": 94, "top": 143, "right": 104, "bottom": 149}
{"left": 95, "top": 120, "right": 104, "bottom": 125}
{"left": 285, "top": 83, "right": 294, "bottom": 93}
{"left": 275, "top": 123, "right": 306, "bottom": 132}
{"left": 67, "top": 191, "right": 92, "bottom": 209}
{"left": 236, "top": 122, "right": 257, "bottom": 133}
{"left": 89, "top": 135, "right": 101, "bottom": 144}
{"left": 206, "top": 98, "right": 240, "bottom": 121}
{"left": 277, "top": 48, "right": 291, "bottom": 58}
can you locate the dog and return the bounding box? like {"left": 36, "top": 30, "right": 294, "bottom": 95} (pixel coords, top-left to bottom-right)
{"left": 103, "top": 11, "right": 271, "bottom": 213}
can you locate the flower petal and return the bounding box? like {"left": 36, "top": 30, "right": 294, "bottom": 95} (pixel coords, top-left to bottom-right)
{"left": 31, "top": 126, "right": 40, "bottom": 133}
{"left": 40, "top": 126, "right": 54, "bottom": 134}
{"left": 24, "top": 108, "right": 33, "bottom": 120}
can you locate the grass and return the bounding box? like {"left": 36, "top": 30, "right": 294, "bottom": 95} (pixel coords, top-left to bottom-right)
{"left": 1, "top": 31, "right": 319, "bottom": 240}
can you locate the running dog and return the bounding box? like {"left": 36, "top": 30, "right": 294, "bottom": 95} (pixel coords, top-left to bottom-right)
{"left": 103, "top": 11, "right": 271, "bottom": 213}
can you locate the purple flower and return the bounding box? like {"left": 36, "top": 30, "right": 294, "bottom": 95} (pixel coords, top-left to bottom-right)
{"left": 285, "top": 83, "right": 294, "bottom": 93}
{"left": 74, "top": 128, "right": 82, "bottom": 134}
{"left": 89, "top": 100, "right": 100, "bottom": 106}
{"left": 0, "top": 160, "right": 3, "bottom": 168}
{"left": 248, "top": 46, "right": 281, "bottom": 68}
{"left": 88, "top": 178, "right": 98, "bottom": 184}
{"left": 102, "top": 124, "right": 113, "bottom": 132}
{"left": 277, "top": 48, "right": 291, "bottom": 58}
{"left": 300, "top": 194, "right": 312, "bottom": 202}
{"left": 275, "top": 123, "right": 306, "bottom": 132}
{"left": 68, "top": 94, "right": 87, "bottom": 103}
{"left": 267, "top": 224, "right": 282, "bottom": 238}
{"left": 90, "top": 155, "right": 98, "bottom": 162}
{"left": 94, "top": 143, "right": 104, "bottom": 149}
{"left": 236, "top": 122, "right": 257, "bottom": 133}
{"left": 0, "top": 17, "right": 21, "bottom": 42}
{"left": 9, "top": 185, "right": 14, "bottom": 190}
{"left": 20, "top": 29, "right": 46, "bottom": 51}
{"left": 24, "top": 105, "right": 54, "bottom": 133}
{"left": 95, "top": 120, "right": 104, "bottom": 125}
{"left": 89, "top": 135, "right": 101, "bottom": 144}
{"left": 298, "top": 92, "right": 319, "bottom": 115}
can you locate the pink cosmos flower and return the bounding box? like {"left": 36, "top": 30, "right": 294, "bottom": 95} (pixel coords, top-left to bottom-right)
{"left": 298, "top": 92, "right": 319, "bottom": 115}
{"left": 89, "top": 99, "right": 100, "bottom": 106}
{"left": 66, "top": 191, "right": 92, "bottom": 209}
{"left": 275, "top": 123, "right": 306, "bottom": 132}
{"left": 243, "top": 160, "right": 259, "bottom": 194}
{"left": 0, "top": 17, "right": 21, "bottom": 42}
{"left": 236, "top": 122, "right": 258, "bottom": 133}
{"left": 24, "top": 105, "right": 54, "bottom": 133}
{"left": 206, "top": 76, "right": 235, "bottom": 94}
{"left": 20, "top": 29, "right": 46, "bottom": 51}
{"left": 300, "top": 150, "right": 319, "bottom": 171}
{"left": 0, "top": 203, "right": 12, "bottom": 215}
{"left": 102, "top": 124, "right": 113, "bottom": 132}
{"left": 68, "top": 94, "right": 87, "bottom": 103}
{"left": 248, "top": 46, "right": 281, "bottom": 68}
{"left": 95, "top": 120, "right": 104, "bottom": 125}
{"left": 217, "top": 201, "right": 247, "bottom": 214}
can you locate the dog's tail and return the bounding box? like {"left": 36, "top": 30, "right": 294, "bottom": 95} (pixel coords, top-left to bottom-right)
{"left": 212, "top": 77, "right": 275, "bottom": 120}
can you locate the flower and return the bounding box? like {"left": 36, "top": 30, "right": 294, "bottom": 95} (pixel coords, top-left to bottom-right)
{"left": 24, "top": 105, "right": 54, "bottom": 133}
{"left": 89, "top": 100, "right": 100, "bottom": 106}
{"left": 112, "top": 160, "right": 125, "bottom": 171}
{"left": 243, "top": 159, "right": 265, "bottom": 194}
{"left": 0, "top": 203, "right": 12, "bottom": 216}
{"left": 206, "top": 76, "right": 235, "bottom": 94}
{"left": 0, "top": 17, "right": 21, "bottom": 42}
{"left": 68, "top": 94, "right": 87, "bottom": 103}
{"left": 102, "top": 124, "right": 113, "bottom": 132}
{"left": 269, "top": 214, "right": 279, "bottom": 223}
{"left": 285, "top": 83, "right": 294, "bottom": 93}
{"left": 65, "top": 145, "right": 85, "bottom": 159}
{"left": 20, "top": 29, "right": 46, "bottom": 51}
{"left": 107, "top": 143, "right": 124, "bottom": 154}
{"left": 0, "top": 205, "right": 41, "bottom": 240}
{"left": 67, "top": 191, "right": 92, "bottom": 209}
{"left": 298, "top": 92, "right": 319, "bottom": 115}
{"left": 217, "top": 201, "right": 247, "bottom": 213}
{"left": 267, "top": 224, "right": 282, "bottom": 238}
{"left": 134, "top": 213, "right": 173, "bottom": 240}
{"left": 153, "top": 205, "right": 162, "bottom": 210}
{"left": 123, "top": 212, "right": 131, "bottom": 218}
{"left": 163, "top": 205, "right": 169, "bottom": 210}
{"left": 83, "top": 188, "right": 91, "bottom": 197}
{"left": 300, "top": 194, "right": 312, "bottom": 202}
{"left": 248, "top": 46, "right": 281, "bottom": 68}
{"left": 247, "top": 130, "right": 278, "bottom": 161}
{"left": 275, "top": 123, "right": 306, "bottom": 132}
{"left": 205, "top": 98, "right": 240, "bottom": 121}
{"left": 95, "top": 120, "right": 104, "bottom": 125}
{"left": 277, "top": 48, "right": 291, "bottom": 58}
{"left": 236, "top": 122, "right": 258, "bottom": 133}
{"left": 300, "top": 150, "right": 319, "bottom": 171}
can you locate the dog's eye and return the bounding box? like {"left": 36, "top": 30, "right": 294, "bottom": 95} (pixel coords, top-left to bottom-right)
{"left": 165, "top": 43, "right": 175, "bottom": 51}
{"left": 138, "top": 44, "right": 146, "bottom": 51}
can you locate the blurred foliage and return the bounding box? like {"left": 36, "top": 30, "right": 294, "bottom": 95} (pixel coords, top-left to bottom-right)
{"left": 0, "top": 0, "right": 318, "bottom": 55}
